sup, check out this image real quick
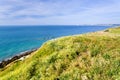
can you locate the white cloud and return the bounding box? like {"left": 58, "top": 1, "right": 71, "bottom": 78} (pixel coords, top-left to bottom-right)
{"left": 0, "top": 0, "right": 120, "bottom": 25}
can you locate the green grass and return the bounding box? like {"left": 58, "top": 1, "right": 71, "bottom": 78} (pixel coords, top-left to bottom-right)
{"left": 0, "top": 27, "right": 120, "bottom": 80}
{"left": 105, "top": 27, "right": 120, "bottom": 34}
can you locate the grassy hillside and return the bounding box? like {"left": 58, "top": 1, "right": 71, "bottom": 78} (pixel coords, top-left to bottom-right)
{"left": 0, "top": 27, "right": 120, "bottom": 80}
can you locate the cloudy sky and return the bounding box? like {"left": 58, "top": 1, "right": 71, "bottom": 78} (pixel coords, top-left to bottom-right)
{"left": 0, "top": 0, "right": 120, "bottom": 25}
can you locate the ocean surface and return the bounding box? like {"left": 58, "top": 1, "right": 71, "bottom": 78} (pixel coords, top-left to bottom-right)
{"left": 0, "top": 25, "right": 113, "bottom": 61}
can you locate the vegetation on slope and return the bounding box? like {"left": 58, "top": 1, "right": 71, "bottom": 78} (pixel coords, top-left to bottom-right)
{"left": 0, "top": 27, "right": 120, "bottom": 80}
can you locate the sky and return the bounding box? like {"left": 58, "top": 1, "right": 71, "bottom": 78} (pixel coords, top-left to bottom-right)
{"left": 0, "top": 0, "right": 120, "bottom": 25}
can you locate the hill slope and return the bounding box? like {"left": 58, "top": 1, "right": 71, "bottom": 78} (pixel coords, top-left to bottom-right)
{"left": 0, "top": 27, "right": 120, "bottom": 80}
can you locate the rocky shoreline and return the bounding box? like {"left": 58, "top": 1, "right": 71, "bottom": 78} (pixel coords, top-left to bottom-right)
{"left": 0, "top": 49, "right": 38, "bottom": 68}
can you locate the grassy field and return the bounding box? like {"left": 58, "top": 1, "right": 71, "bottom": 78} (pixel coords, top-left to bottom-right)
{"left": 0, "top": 27, "right": 120, "bottom": 80}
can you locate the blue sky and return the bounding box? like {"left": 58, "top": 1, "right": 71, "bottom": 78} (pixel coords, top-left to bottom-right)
{"left": 0, "top": 0, "right": 120, "bottom": 25}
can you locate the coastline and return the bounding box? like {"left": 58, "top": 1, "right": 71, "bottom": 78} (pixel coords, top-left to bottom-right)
{"left": 0, "top": 48, "right": 38, "bottom": 68}
{"left": 0, "top": 26, "right": 120, "bottom": 79}
{"left": 0, "top": 26, "right": 117, "bottom": 69}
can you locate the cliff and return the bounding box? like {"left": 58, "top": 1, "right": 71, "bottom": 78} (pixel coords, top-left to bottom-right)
{"left": 0, "top": 27, "right": 120, "bottom": 80}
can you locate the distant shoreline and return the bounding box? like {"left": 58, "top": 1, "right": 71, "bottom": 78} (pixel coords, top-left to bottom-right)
{"left": 0, "top": 48, "right": 38, "bottom": 68}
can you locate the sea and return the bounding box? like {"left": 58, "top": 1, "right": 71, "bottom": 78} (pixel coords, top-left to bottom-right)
{"left": 0, "top": 25, "right": 114, "bottom": 61}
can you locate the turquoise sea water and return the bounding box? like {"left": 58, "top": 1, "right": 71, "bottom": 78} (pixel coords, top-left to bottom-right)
{"left": 0, "top": 25, "right": 113, "bottom": 61}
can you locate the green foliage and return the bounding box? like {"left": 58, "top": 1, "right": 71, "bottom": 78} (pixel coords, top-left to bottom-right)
{"left": 103, "top": 53, "right": 110, "bottom": 60}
